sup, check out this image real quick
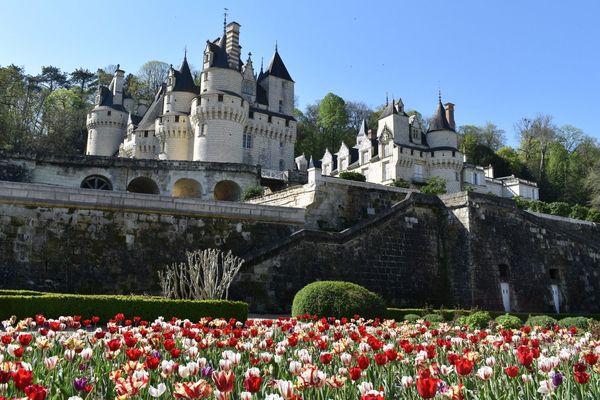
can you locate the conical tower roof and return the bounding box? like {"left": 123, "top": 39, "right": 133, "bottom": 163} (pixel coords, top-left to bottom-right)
{"left": 265, "top": 48, "right": 293, "bottom": 81}
{"left": 428, "top": 98, "right": 454, "bottom": 132}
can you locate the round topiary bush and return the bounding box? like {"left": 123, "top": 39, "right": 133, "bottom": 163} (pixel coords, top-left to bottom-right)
{"left": 525, "top": 315, "right": 558, "bottom": 328}
{"left": 291, "top": 281, "right": 385, "bottom": 319}
{"left": 495, "top": 314, "right": 522, "bottom": 329}
{"left": 403, "top": 313, "right": 421, "bottom": 322}
{"left": 422, "top": 313, "right": 445, "bottom": 323}
{"left": 463, "top": 311, "right": 492, "bottom": 329}
{"left": 558, "top": 317, "right": 590, "bottom": 329}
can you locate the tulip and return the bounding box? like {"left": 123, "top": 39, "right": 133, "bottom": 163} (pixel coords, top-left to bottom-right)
{"left": 212, "top": 370, "right": 235, "bottom": 393}
{"left": 476, "top": 366, "right": 493, "bottom": 380}
{"left": 148, "top": 383, "right": 166, "bottom": 398}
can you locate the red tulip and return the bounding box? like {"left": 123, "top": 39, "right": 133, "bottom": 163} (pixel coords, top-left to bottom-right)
{"left": 319, "top": 353, "right": 333, "bottom": 365}
{"left": 18, "top": 334, "right": 33, "bottom": 346}
{"left": 126, "top": 348, "right": 143, "bottom": 361}
{"left": 357, "top": 355, "right": 370, "bottom": 370}
{"left": 146, "top": 357, "right": 160, "bottom": 370}
{"left": 212, "top": 370, "right": 235, "bottom": 393}
{"left": 585, "top": 353, "right": 598, "bottom": 366}
{"left": 12, "top": 368, "right": 33, "bottom": 391}
{"left": 455, "top": 358, "right": 474, "bottom": 376}
{"left": 24, "top": 384, "right": 47, "bottom": 400}
{"left": 517, "top": 346, "right": 533, "bottom": 366}
{"left": 243, "top": 375, "right": 262, "bottom": 393}
{"left": 106, "top": 339, "right": 121, "bottom": 352}
{"left": 504, "top": 366, "right": 519, "bottom": 378}
{"left": 416, "top": 370, "right": 439, "bottom": 399}
{"left": 349, "top": 367, "right": 362, "bottom": 381}
{"left": 374, "top": 353, "right": 388, "bottom": 365}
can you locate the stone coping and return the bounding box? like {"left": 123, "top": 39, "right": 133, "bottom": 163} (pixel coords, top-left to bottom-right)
{"left": 528, "top": 210, "right": 597, "bottom": 227}
{"left": 0, "top": 181, "right": 305, "bottom": 225}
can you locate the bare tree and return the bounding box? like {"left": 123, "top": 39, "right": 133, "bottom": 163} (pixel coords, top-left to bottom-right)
{"left": 137, "top": 60, "right": 169, "bottom": 101}
{"left": 158, "top": 248, "right": 244, "bottom": 300}
{"left": 345, "top": 101, "right": 373, "bottom": 132}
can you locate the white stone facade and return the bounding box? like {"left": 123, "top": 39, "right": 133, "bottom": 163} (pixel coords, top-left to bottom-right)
{"left": 86, "top": 21, "right": 296, "bottom": 172}
{"left": 318, "top": 97, "right": 537, "bottom": 199}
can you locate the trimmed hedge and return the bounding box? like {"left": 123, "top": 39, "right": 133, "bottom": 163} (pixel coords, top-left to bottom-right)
{"left": 525, "top": 315, "right": 558, "bottom": 328}
{"left": 338, "top": 171, "right": 366, "bottom": 182}
{"left": 495, "top": 314, "right": 523, "bottom": 329}
{"left": 291, "top": 281, "right": 385, "bottom": 319}
{"left": 558, "top": 316, "right": 590, "bottom": 329}
{"left": 514, "top": 197, "right": 600, "bottom": 223}
{"left": 0, "top": 293, "right": 248, "bottom": 322}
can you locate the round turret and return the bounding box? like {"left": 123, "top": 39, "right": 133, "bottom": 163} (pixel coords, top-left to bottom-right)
{"left": 190, "top": 91, "right": 248, "bottom": 163}
{"left": 157, "top": 113, "right": 192, "bottom": 160}
{"left": 86, "top": 106, "right": 128, "bottom": 156}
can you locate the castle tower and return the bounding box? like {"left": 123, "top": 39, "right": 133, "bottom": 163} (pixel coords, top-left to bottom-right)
{"left": 192, "top": 23, "right": 247, "bottom": 163}
{"left": 258, "top": 46, "right": 294, "bottom": 115}
{"left": 427, "top": 95, "right": 458, "bottom": 149}
{"left": 241, "top": 52, "right": 256, "bottom": 103}
{"left": 377, "top": 98, "right": 409, "bottom": 144}
{"left": 85, "top": 66, "right": 128, "bottom": 156}
{"left": 157, "top": 54, "right": 199, "bottom": 160}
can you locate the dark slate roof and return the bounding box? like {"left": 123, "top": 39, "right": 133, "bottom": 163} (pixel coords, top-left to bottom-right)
{"left": 97, "top": 86, "right": 127, "bottom": 112}
{"left": 130, "top": 115, "right": 142, "bottom": 126}
{"left": 249, "top": 106, "right": 296, "bottom": 122}
{"left": 380, "top": 101, "right": 398, "bottom": 118}
{"left": 256, "top": 83, "right": 268, "bottom": 105}
{"left": 172, "top": 56, "right": 199, "bottom": 94}
{"left": 428, "top": 100, "right": 454, "bottom": 132}
{"left": 135, "top": 85, "right": 165, "bottom": 131}
{"left": 264, "top": 49, "right": 293, "bottom": 81}
{"left": 207, "top": 39, "right": 229, "bottom": 68}
{"left": 357, "top": 119, "right": 368, "bottom": 137}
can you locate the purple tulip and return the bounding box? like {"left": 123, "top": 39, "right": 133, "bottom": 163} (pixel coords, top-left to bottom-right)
{"left": 74, "top": 377, "right": 88, "bottom": 391}
{"left": 151, "top": 350, "right": 161, "bottom": 359}
{"left": 200, "top": 366, "right": 213, "bottom": 378}
{"left": 552, "top": 372, "right": 563, "bottom": 387}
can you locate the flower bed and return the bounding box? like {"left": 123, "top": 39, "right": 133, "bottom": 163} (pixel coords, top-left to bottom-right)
{"left": 0, "top": 314, "right": 599, "bottom": 399}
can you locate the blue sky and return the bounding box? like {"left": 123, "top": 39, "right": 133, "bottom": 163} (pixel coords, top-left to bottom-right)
{"left": 1, "top": 0, "right": 599, "bottom": 146}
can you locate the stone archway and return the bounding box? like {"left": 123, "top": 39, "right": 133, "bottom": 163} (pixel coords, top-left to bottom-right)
{"left": 213, "top": 180, "right": 241, "bottom": 202}
{"left": 172, "top": 178, "right": 202, "bottom": 198}
{"left": 127, "top": 177, "right": 160, "bottom": 194}
{"left": 80, "top": 175, "right": 112, "bottom": 190}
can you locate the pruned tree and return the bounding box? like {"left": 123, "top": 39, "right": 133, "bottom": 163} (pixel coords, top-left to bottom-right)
{"left": 158, "top": 248, "right": 244, "bottom": 300}
{"left": 137, "top": 60, "right": 169, "bottom": 102}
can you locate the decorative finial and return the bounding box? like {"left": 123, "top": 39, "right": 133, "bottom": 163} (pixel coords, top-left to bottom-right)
{"left": 260, "top": 57, "right": 264, "bottom": 72}
{"left": 438, "top": 82, "right": 442, "bottom": 102}
{"left": 224, "top": 8, "right": 228, "bottom": 33}
{"left": 385, "top": 92, "right": 389, "bottom": 106}
{"left": 116, "top": 64, "right": 120, "bottom": 70}
{"left": 275, "top": 41, "right": 278, "bottom": 52}
{"left": 184, "top": 46, "right": 187, "bottom": 59}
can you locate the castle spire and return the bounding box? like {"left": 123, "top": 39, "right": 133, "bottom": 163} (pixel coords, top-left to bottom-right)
{"left": 223, "top": 7, "right": 228, "bottom": 34}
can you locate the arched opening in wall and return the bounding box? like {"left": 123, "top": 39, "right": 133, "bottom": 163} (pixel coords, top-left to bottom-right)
{"left": 80, "top": 175, "right": 113, "bottom": 190}
{"left": 498, "top": 264, "right": 509, "bottom": 279}
{"left": 549, "top": 268, "right": 559, "bottom": 281}
{"left": 127, "top": 177, "right": 160, "bottom": 195}
{"left": 213, "top": 180, "right": 241, "bottom": 202}
{"left": 172, "top": 178, "right": 202, "bottom": 198}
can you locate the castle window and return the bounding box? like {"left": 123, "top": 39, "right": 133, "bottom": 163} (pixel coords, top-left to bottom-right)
{"left": 362, "top": 151, "right": 369, "bottom": 164}
{"left": 473, "top": 172, "right": 479, "bottom": 185}
{"left": 107, "top": 111, "right": 111, "bottom": 116}
{"left": 175, "top": 116, "right": 180, "bottom": 123}
{"left": 243, "top": 133, "right": 253, "bottom": 149}
{"left": 410, "top": 149, "right": 414, "bottom": 155}
{"left": 144, "top": 131, "right": 148, "bottom": 138}
{"left": 384, "top": 143, "right": 391, "bottom": 157}
{"left": 279, "top": 141, "right": 284, "bottom": 148}
{"left": 268, "top": 115, "right": 272, "bottom": 123}
{"left": 279, "top": 159, "right": 285, "bottom": 170}
{"left": 249, "top": 110, "right": 254, "bottom": 119}
{"left": 455, "top": 172, "right": 459, "bottom": 181}
{"left": 452, "top": 151, "right": 456, "bottom": 157}
{"left": 419, "top": 151, "right": 423, "bottom": 157}
{"left": 285, "top": 119, "right": 289, "bottom": 127}
{"left": 499, "top": 264, "right": 509, "bottom": 279}
{"left": 203, "top": 72, "right": 208, "bottom": 81}
{"left": 279, "top": 100, "right": 283, "bottom": 113}
{"left": 218, "top": 94, "right": 224, "bottom": 102}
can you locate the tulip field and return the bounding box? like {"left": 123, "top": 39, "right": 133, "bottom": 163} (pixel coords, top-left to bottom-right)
{"left": 0, "top": 313, "right": 599, "bottom": 399}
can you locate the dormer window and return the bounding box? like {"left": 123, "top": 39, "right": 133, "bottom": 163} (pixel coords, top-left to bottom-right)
{"left": 218, "top": 94, "right": 224, "bottom": 102}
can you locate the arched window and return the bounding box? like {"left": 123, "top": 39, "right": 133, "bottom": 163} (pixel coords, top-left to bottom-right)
{"left": 213, "top": 180, "right": 241, "bottom": 202}
{"left": 279, "top": 159, "right": 286, "bottom": 171}
{"left": 498, "top": 264, "right": 509, "bottom": 279}
{"left": 172, "top": 178, "right": 202, "bottom": 198}
{"left": 127, "top": 177, "right": 160, "bottom": 194}
{"left": 80, "top": 175, "right": 112, "bottom": 190}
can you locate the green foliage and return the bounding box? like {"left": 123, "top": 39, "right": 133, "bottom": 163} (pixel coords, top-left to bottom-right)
{"left": 558, "top": 316, "right": 590, "bottom": 329}
{"left": 242, "top": 186, "right": 264, "bottom": 201}
{"left": 389, "top": 178, "right": 410, "bottom": 188}
{"left": 338, "top": 171, "right": 366, "bottom": 182}
{"left": 422, "top": 313, "right": 444, "bottom": 323}
{"left": 495, "top": 314, "right": 523, "bottom": 329}
{"left": 291, "top": 281, "right": 385, "bottom": 319}
{"left": 463, "top": 311, "right": 492, "bottom": 329}
{"left": 420, "top": 176, "right": 447, "bottom": 195}
{"left": 525, "top": 315, "right": 558, "bottom": 328}
{"left": 569, "top": 204, "right": 589, "bottom": 220}
{"left": 0, "top": 292, "right": 248, "bottom": 321}
{"left": 0, "top": 163, "right": 30, "bottom": 182}
{"left": 548, "top": 202, "right": 571, "bottom": 217}
{"left": 403, "top": 314, "right": 421, "bottom": 322}
{"left": 587, "top": 207, "right": 600, "bottom": 223}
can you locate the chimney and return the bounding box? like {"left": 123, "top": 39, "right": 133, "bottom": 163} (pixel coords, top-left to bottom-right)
{"left": 444, "top": 102, "right": 455, "bottom": 130}
{"left": 225, "top": 22, "right": 241, "bottom": 70}
{"left": 111, "top": 65, "right": 125, "bottom": 105}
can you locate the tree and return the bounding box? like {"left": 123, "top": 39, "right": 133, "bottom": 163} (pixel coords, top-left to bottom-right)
{"left": 421, "top": 176, "right": 447, "bottom": 195}
{"left": 36, "top": 66, "right": 68, "bottom": 91}
{"left": 345, "top": 101, "right": 372, "bottom": 132}
{"left": 137, "top": 60, "right": 169, "bottom": 102}
{"left": 69, "top": 68, "right": 96, "bottom": 95}
{"left": 38, "top": 88, "right": 88, "bottom": 154}
{"left": 515, "top": 114, "right": 557, "bottom": 181}
{"left": 318, "top": 92, "right": 354, "bottom": 155}
{"left": 479, "top": 122, "right": 505, "bottom": 150}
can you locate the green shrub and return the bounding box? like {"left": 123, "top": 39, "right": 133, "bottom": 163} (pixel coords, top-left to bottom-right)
{"left": 513, "top": 196, "right": 530, "bottom": 210}
{"left": 291, "top": 281, "right": 385, "bottom": 319}
{"left": 569, "top": 204, "right": 589, "bottom": 220}
{"left": 242, "top": 186, "right": 264, "bottom": 201}
{"left": 587, "top": 207, "right": 600, "bottom": 223}
{"left": 403, "top": 314, "right": 421, "bottom": 322}
{"left": 558, "top": 316, "right": 590, "bottom": 329}
{"left": 389, "top": 178, "right": 410, "bottom": 188}
{"left": 495, "top": 314, "right": 523, "bottom": 329}
{"left": 548, "top": 202, "right": 571, "bottom": 217}
{"left": 463, "top": 311, "right": 492, "bottom": 329}
{"left": 0, "top": 163, "right": 30, "bottom": 183}
{"left": 0, "top": 293, "right": 248, "bottom": 322}
{"left": 420, "top": 176, "right": 446, "bottom": 195}
{"left": 530, "top": 201, "right": 550, "bottom": 214}
{"left": 525, "top": 315, "right": 557, "bottom": 328}
{"left": 338, "top": 171, "right": 366, "bottom": 182}
{"left": 422, "top": 313, "right": 444, "bottom": 323}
